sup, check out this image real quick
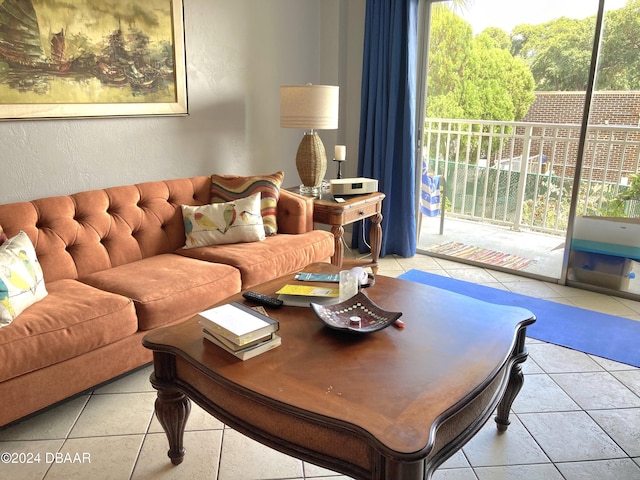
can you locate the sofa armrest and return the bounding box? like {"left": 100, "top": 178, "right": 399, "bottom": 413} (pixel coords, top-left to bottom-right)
{"left": 277, "top": 189, "right": 314, "bottom": 234}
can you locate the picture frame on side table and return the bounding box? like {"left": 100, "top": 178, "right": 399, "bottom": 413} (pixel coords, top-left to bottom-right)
{"left": 0, "top": 0, "right": 188, "bottom": 120}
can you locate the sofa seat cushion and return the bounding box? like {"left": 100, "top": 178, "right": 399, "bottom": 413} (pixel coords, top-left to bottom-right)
{"left": 79, "top": 254, "right": 242, "bottom": 330}
{"left": 0, "top": 279, "right": 137, "bottom": 383}
{"left": 176, "top": 230, "right": 335, "bottom": 289}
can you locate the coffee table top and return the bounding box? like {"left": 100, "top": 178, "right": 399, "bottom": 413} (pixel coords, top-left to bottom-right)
{"left": 143, "top": 265, "right": 535, "bottom": 456}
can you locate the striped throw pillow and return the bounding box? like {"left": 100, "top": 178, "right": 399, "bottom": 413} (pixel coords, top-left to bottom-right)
{"left": 210, "top": 171, "right": 284, "bottom": 235}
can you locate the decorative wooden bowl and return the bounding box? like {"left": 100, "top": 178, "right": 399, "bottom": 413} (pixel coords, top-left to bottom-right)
{"left": 310, "top": 292, "right": 402, "bottom": 333}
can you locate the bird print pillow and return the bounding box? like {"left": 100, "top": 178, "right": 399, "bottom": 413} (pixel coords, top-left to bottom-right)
{"left": 181, "top": 193, "right": 266, "bottom": 249}
{"left": 0, "top": 231, "right": 48, "bottom": 327}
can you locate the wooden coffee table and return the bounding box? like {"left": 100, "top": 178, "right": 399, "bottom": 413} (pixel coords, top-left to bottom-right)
{"left": 142, "top": 264, "right": 535, "bottom": 480}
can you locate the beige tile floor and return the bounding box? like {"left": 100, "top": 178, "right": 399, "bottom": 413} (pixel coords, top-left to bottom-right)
{"left": 1, "top": 253, "right": 640, "bottom": 480}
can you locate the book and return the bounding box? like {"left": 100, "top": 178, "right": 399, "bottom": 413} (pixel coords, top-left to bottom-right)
{"left": 197, "top": 302, "right": 279, "bottom": 346}
{"left": 294, "top": 272, "right": 340, "bottom": 283}
{"left": 203, "top": 328, "right": 274, "bottom": 352}
{"left": 203, "top": 330, "right": 282, "bottom": 360}
{"left": 275, "top": 284, "right": 339, "bottom": 297}
{"left": 277, "top": 294, "right": 342, "bottom": 307}
{"left": 275, "top": 284, "right": 341, "bottom": 307}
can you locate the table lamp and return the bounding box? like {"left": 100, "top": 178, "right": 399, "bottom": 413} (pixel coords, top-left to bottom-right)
{"left": 280, "top": 84, "right": 339, "bottom": 195}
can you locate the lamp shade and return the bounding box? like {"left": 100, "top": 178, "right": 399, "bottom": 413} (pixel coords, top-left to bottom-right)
{"left": 280, "top": 85, "right": 339, "bottom": 130}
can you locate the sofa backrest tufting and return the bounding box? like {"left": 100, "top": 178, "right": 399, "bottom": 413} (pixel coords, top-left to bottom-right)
{"left": 0, "top": 176, "right": 212, "bottom": 283}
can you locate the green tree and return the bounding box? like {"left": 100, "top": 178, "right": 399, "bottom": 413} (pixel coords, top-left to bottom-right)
{"left": 481, "top": 27, "right": 511, "bottom": 51}
{"left": 426, "top": 9, "right": 535, "bottom": 121}
{"left": 512, "top": 17, "right": 595, "bottom": 91}
{"left": 426, "top": 6, "right": 473, "bottom": 118}
{"left": 511, "top": 0, "right": 640, "bottom": 91}
{"left": 599, "top": 0, "right": 640, "bottom": 90}
{"left": 467, "top": 32, "right": 535, "bottom": 120}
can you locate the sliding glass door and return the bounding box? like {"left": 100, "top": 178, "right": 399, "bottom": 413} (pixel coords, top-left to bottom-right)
{"left": 416, "top": 0, "right": 638, "bottom": 296}
{"left": 566, "top": 1, "right": 640, "bottom": 297}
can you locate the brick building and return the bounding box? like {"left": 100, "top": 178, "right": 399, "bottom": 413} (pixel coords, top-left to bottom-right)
{"left": 516, "top": 92, "right": 640, "bottom": 182}
{"left": 524, "top": 91, "right": 640, "bottom": 127}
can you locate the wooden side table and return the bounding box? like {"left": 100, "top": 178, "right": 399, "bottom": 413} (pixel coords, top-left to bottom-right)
{"left": 311, "top": 191, "right": 385, "bottom": 273}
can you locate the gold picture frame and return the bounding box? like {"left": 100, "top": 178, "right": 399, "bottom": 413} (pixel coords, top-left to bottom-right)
{"left": 0, "top": 0, "right": 187, "bottom": 120}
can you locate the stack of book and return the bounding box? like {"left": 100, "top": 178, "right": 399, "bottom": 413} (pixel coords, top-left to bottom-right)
{"left": 198, "top": 302, "right": 280, "bottom": 361}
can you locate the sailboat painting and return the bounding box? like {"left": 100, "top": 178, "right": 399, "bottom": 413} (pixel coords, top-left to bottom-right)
{"left": 0, "top": 0, "right": 187, "bottom": 119}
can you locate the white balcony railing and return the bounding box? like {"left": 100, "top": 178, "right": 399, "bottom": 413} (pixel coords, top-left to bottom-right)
{"left": 423, "top": 118, "right": 640, "bottom": 235}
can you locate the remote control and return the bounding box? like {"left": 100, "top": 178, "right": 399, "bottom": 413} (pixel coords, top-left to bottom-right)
{"left": 242, "top": 291, "right": 284, "bottom": 308}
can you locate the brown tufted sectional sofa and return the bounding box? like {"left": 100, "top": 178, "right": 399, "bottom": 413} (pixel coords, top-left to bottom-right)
{"left": 0, "top": 176, "right": 334, "bottom": 426}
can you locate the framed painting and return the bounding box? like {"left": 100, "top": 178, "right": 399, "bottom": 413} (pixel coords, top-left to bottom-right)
{"left": 0, "top": 0, "right": 187, "bottom": 120}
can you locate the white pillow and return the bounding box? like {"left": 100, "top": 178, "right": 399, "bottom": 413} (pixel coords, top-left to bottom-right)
{"left": 182, "top": 193, "right": 266, "bottom": 248}
{"left": 0, "top": 231, "right": 48, "bottom": 327}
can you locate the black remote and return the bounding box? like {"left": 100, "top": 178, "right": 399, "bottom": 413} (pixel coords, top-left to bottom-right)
{"left": 242, "top": 291, "right": 284, "bottom": 308}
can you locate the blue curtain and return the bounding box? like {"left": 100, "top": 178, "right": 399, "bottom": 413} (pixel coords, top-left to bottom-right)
{"left": 354, "top": 0, "right": 418, "bottom": 258}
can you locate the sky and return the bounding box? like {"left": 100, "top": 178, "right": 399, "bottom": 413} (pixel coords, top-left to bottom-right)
{"left": 459, "top": 0, "right": 629, "bottom": 34}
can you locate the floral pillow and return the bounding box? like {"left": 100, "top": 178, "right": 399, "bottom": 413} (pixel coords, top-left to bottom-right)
{"left": 0, "top": 231, "right": 48, "bottom": 327}
{"left": 210, "top": 171, "right": 284, "bottom": 236}
{"left": 182, "top": 193, "right": 265, "bottom": 248}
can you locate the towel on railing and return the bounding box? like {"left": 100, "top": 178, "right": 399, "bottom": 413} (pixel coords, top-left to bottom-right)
{"left": 420, "top": 174, "right": 441, "bottom": 217}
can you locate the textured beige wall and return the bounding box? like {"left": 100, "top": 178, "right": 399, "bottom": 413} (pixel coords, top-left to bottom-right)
{"left": 0, "top": 0, "right": 364, "bottom": 203}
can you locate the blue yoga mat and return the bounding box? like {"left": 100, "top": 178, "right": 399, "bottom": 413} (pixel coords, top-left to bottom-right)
{"left": 398, "top": 269, "right": 640, "bottom": 368}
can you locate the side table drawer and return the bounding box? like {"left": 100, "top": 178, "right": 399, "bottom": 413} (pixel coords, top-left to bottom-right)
{"left": 341, "top": 202, "right": 380, "bottom": 224}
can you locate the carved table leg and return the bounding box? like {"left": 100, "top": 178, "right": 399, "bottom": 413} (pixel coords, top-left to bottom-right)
{"left": 155, "top": 386, "right": 191, "bottom": 465}
{"left": 369, "top": 212, "right": 383, "bottom": 274}
{"left": 383, "top": 457, "right": 425, "bottom": 480}
{"left": 495, "top": 330, "right": 528, "bottom": 432}
{"left": 331, "top": 225, "right": 345, "bottom": 268}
